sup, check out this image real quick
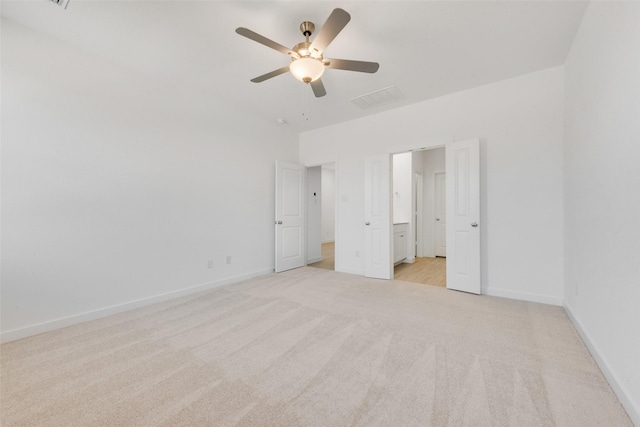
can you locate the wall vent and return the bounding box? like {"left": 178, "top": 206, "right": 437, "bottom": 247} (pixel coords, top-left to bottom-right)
{"left": 350, "top": 85, "right": 404, "bottom": 109}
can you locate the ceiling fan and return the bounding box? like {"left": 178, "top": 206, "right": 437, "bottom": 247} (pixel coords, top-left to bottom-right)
{"left": 235, "top": 8, "right": 379, "bottom": 98}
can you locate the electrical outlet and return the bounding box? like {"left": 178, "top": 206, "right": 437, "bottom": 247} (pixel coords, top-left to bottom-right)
{"left": 207, "top": 259, "right": 213, "bottom": 269}
{"left": 226, "top": 256, "right": 231, "bottom": 265}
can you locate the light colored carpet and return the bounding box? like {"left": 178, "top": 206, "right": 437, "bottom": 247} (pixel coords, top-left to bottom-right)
{"left": 0, "top": 267, "right": 632, "bottom": 426}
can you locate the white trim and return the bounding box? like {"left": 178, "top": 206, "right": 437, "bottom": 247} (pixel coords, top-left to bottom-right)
{"left": 484, "top": 287, "right": 563, "bottom": 306}
{"left": 0, "top": 268, "right": 273, "bottom": 344}
{"left": 307, "top": 256, "right": 323, "bottom": 264}
{"left": 564, "top": 304, "right": 639, "bottom": 426}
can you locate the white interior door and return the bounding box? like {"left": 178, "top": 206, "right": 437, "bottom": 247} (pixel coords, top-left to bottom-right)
{"left": 435, "top": 172, "right": 447, "bottom": 257}
{"left": 275, "top": 161, "right": 305, "bottom": 273}
{"left": 446, "top": 139, "right": 481, "bottom": 294}
{"left": 364, "top": 154, "right": 392, "bottom": 279}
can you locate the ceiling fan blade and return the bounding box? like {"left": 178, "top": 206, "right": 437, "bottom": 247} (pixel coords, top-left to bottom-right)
{"left": 309, "top": 8, "right": 351, "bottom": 55}
{"left": 310, "top": 78, "right": 327, "bottom": 97}
{"left": 250, "top": 66, "right": 290, "bottom": 83}
{"left": 236, "top": 27, "right": 296, "bottom": 57}
{"left": 326, "top": 58, "right": 380, "bottom": 73}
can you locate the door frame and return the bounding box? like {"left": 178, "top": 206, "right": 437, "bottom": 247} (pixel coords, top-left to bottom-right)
{"left": 393, "top": 146, "right": 446, "bottom": 265}
{"left": 304, "top": 161, "right": 339, "bottom": 270}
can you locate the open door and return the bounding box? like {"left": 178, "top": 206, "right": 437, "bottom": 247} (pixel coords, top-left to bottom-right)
{"left": 275, "top": 161, "right": 305, "bottom": 272}
{"left": 364, "top": 154, "right": 392, "bottom": 279}
{"left": 446, "top": 139, "right": 481, "bottom": 294}
{"left": 435, "top": 172, "right": 447, "bottom": 257}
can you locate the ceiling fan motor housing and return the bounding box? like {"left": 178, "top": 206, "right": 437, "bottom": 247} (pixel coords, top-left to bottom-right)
{"left": 300, "top": 21, "right": 315, "bottom": 37}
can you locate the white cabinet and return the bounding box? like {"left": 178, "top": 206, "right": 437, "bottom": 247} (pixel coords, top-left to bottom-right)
{"left": 393, "top": 223, "right": 408, "bottom": 264}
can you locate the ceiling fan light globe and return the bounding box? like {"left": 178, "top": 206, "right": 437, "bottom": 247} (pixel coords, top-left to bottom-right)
{"left": 289, "top": 58, "right": 324, "bottom": 84}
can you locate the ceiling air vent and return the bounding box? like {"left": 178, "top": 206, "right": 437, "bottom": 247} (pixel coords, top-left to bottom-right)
{"left": 350, "top": 85, "right": 404, "bottom": 109}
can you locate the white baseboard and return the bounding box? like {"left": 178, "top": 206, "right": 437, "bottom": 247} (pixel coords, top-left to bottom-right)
{"left": 0, "top": 268, "right": 273, "bottom": 344}
{"left": 564, "top": 304, "right": 639, "bottom": 426}
{"left": 307, "top": 256, "right": 323, "bottom": 264}
{"left": 484, "top": 287, "right": 563, "bottom": 306}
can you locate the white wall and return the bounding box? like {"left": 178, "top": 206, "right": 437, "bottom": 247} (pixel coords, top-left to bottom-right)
{"left": 306, "top": 166, "right": 322, "bottom": 262}
{"left": 420, "top": 148, "right": 446, "bottom": 257}
{"left": 300, "top": 66, "right": 565, "bottom": 305}
{"left": 0, "top": 20, "right": 299, "bottom": 341}
{"left": 320, "top": 165, "right": 335, "bottom": 243}
{"left": 392, "top": 152, "right": 412, "bottom": 224}
{"left": 563, "top": 2, "right": 640, "bottom": 424}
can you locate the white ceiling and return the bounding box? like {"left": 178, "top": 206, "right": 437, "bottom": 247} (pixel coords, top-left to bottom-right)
{"left": 2, "top": 1, "right": 588, "bottom": 133}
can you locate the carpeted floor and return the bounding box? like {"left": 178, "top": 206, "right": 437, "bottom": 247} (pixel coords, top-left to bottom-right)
{"left": 0, "top": 267, "right": 632, "bottom": 426}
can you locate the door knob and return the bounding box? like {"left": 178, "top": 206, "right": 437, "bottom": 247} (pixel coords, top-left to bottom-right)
{"left": 365, "top": 222, "right": 370, "bottom": 226}
{"left": 471, "top": 222, "right": 478, "bottom": 227}
{"left": 276, "top": 221, "right": 283, "bottom": 225}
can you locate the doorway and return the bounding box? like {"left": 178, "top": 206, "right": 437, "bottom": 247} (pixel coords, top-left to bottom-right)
{"left": 307, "top": 163, "right": 336, "bottom": 271}
{"left": 363, "top": 139, "right": 480, "bottom": 292}
{"left": 392, "top": 147, "right": 447, "bottom": 288}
